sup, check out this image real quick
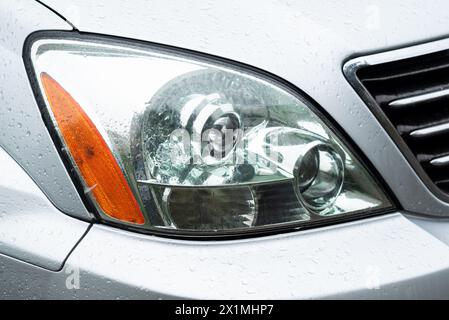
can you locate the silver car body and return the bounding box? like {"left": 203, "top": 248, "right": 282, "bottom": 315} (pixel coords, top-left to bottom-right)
{"left": 2, "top": 0, "right": 449, "bottom": 299}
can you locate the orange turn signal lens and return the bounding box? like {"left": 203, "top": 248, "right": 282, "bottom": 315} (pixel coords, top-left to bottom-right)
{"left": 40, "top": 72, "right": 145, "bottom": 225}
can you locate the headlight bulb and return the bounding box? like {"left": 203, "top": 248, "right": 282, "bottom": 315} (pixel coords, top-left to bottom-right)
{"left": 248, "top": 126, "right": 345, "bottom": 213}
{"left": 206, "top": 112, "right": 241, "bottom": 160}
{"left": 293, "top": 143, "right": 344, "bottom": 213}
{"left": 185, "top": 93, "right": 242, "bottom": 165}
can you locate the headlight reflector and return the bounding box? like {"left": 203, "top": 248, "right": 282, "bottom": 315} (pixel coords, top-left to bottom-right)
{"left": 28, "top": 34, "right": 393, "bottom": 236}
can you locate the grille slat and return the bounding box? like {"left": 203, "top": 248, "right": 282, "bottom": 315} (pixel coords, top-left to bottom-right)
{"left": 389, "top": 88, "right": 449, "bottom": 108}
{"left": 409, "top": 122, "right": 449, "bottom": 138}
{"left": 356, "top": 49, "right": 449, "bottom": 197}
{"left": 430, "top": 155, "right": 449, "bottom": 167}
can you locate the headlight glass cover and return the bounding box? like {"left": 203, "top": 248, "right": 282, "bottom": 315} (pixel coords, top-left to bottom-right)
{"left": 28, "top": 34, "right": 393, "bottom": 237}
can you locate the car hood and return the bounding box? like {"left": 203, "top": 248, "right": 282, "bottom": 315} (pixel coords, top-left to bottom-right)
{"left": 38, "top": 0, "right": 449, "bottom": 81}
{"left": 38, "top": 0, "right": 449, "bottom": 108}
{"left": 39, "top": 1, "right": 449, "bottom": 66}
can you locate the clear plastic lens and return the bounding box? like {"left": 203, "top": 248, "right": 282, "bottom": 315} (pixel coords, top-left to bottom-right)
{"left": 31, "top": 37, "right": 392, "bottom": 235}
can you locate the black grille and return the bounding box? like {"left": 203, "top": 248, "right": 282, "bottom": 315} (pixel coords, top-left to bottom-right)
{"left": 355, "top": 49, "right": 449, "bottom": 195}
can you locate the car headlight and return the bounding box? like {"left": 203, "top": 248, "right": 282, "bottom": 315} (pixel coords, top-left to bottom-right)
{"left": 26, "top": 33, "right": 393, "bottom": 237}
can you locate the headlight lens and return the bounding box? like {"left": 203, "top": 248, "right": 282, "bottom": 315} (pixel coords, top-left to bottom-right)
{"left": 28, "top": 34, "right": 393, "bottom": 236}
